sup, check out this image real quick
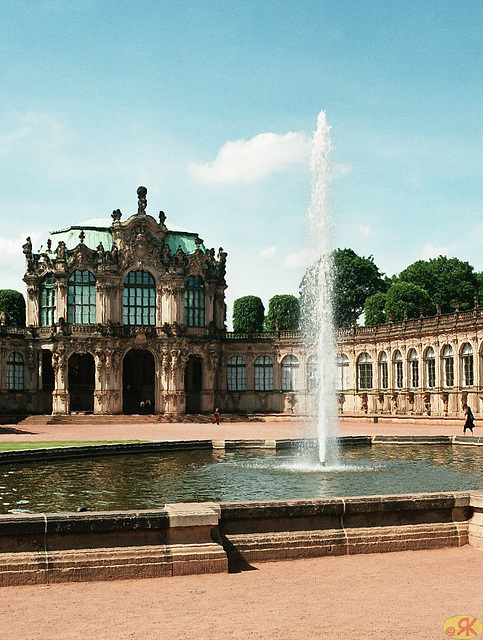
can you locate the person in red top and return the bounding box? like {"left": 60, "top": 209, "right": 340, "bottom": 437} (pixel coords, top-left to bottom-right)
{"left": 213, "top": 408, "right": 220, "bottom": 425}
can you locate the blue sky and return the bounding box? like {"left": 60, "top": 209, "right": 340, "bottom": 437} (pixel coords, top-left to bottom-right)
{"left": 0, "top": 0, "right": 481, "bottom": 325}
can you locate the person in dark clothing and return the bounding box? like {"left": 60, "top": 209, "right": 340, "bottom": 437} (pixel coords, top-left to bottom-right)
{"left": 463, "top": 405, "right": 475, "bottom": 434}
{"left": 213, "top": 408, "right": 220, "bottom": 425}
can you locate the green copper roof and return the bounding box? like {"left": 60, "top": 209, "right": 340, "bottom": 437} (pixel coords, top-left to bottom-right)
{"left": 48, "top": 216, "right": 204, "bottom": 255}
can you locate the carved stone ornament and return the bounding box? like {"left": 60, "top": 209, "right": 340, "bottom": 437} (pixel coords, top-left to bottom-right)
{"left": 137, "top": 186, "right": 147, "bottom": 215}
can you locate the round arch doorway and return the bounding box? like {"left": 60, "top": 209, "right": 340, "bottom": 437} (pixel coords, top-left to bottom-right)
{"left": 184, "top": 355, "right": 203, "bottom": 413}
{"left": 122, "top": 349, "right": 155, "bottom": 414}
{"left": 68, "top": 353, "right": 95, "bottom": 413}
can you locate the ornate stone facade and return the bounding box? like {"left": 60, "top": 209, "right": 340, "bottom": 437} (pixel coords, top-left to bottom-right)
{"left": 0, "top": 187, "right": 480, "bottom": 419}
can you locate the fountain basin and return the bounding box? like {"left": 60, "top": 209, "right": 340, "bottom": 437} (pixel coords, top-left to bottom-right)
{"left": 0, "top": 437, "right": 482, "bottom": 586}
{"left": 0, "top": 490, "right": 479, "bottom": 586}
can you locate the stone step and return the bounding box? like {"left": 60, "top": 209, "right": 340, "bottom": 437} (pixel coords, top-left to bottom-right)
{"left": 16, "top": 413, "right": 264, "bottom": 426}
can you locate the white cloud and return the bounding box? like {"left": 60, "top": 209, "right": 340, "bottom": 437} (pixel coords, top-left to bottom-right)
{"left": 188, "top": 131, "right": 310, "bottom": 184}
{"left": 421, "top": 243, "right": 448, "bottom": 260}
{"left": 283, "top": 248, "right": 315, "bottom": 269}
{"left": 333, "top": 162, "right": 353, "bottom": 177}
{"left": 259, "top": 246, "right": 277, "bottom": 260}
{"left": 0, "top": 111, "right": 68, "bottom": 160}
{"left": 0, "top": 232, "right": 43, "bottom": 292}
{"left": 359, "top": 224, "right": 371, "bottom": 236}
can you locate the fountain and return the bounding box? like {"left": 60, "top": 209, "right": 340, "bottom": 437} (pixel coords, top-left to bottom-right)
{"left": 302, "top": 111, "right": 339, "bottom": 464}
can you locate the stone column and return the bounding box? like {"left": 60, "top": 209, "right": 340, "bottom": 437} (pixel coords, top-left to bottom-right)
{"left": 205, "top": 292, "right": 214, "bottom": 326}
{"left": 161, "top": 286, "right": 178, "bottom": 325}
{"left": 96, "top": 283, "right": 120, "bottom": 324}
{"left": 26, "top": 284, "right": 40, "bottom": 326}
{"left": 201, "top": 350, "right": 218, "bottom": 412}
{"left": 156, "top": 348, "right": 170, "bottom": 413}
{"left": 51, "top": 345, "right": 69, "bottom": 415}
{"left": 57, "top": 280, "right": 68, "bottom": 321}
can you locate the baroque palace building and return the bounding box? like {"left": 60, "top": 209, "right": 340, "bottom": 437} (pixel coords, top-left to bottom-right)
{"left": 0, "top": 186, "right": 479, "bottom": 419}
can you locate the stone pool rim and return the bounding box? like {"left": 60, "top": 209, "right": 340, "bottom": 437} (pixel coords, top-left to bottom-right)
{"left": 0, "top": 434, "right": 482, "bottom": 465}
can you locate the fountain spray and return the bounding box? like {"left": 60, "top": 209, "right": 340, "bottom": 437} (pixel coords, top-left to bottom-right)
{"left": 302, "top": 111, "right": 339, "bottom": 464}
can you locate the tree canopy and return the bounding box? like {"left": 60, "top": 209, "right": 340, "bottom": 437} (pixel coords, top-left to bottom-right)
{"left": 232, "top": 295, "right": 265, "bottom": 332}
{"left": 397, "top": 256, "right": 478, "bottom": 313}
{"left": 364, "top": 292, "right": 387, "bottom": 327}
{"left": 264, "top": 294, "right": 300, "bottom": 331}
{"left": 0, "top": 290, "right": 26, "bottom": 327}
{"left": 383, "top": 282, "right": 435, "bottom": 322}
{"left": 331, "top": 248, "right": 387, "bottom": 328}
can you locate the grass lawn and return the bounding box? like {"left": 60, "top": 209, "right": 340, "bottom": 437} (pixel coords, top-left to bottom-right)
{"left": 0, "top": 441, "right": 144, "bottom": 452}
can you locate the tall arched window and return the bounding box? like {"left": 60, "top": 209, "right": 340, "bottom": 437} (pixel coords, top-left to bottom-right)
{"left": 227, "top": 356, "right": 246, "bottom": 391}
{"left": 123, "top": 271, "right": 156, "bottom": 326}
{"left": 393, "top": 350, "right": 403, "bottom": 389}
{"left": 281, "top": 355, "right": 299, "bottom": 391}
{"left": 378, "top": 352, "right": 388, "bottom": 389}
{"left": 461, "top": 343, "right": 474, "bottom": 387}
{"left": 357, "top": 353, "right": 373, "bottom": 390}
{"left": 185, "top": 276, "right": 205, "bottom": 327}
{"left": 39, "top": 274, "right": 56, "bottom": 326}
{"left": 408, "top": 349, "right": 419, "bottom": 388}
{"left": 425, "top": 347, "right": 436, "bottom": 388}
{"left": 7, "top": 352, "right": 24, "bottom": 390}
{"left": 307, "top": 356, "right": 317, "bottom": 392}
{"left": 442, "top": 345, "right": 454, "bottom": 388}
{"left": 254, "top": 356, "right": 273, "bottom": 391}
{"left": 67, "top": 270, "right": 96, "bottom": 324}
{"left": 336, "top": 354, "right": 349, "bottom": 391}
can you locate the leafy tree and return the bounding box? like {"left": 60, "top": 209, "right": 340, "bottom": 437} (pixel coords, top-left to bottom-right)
{"left": 364, "top": 292, "right": 387, "bottom": 326}
{"left": 264, "top": 294, "right": 300, "bottom": 331}
{"left": 384, "top": 282, "right": 435, "bottom": 322}
{"left": 474, "top": 271, "right": 483, "bottom": 306}
{"left": 232, "top": 295, "right": 265, "bottom": 332}
{"left": 331, "top": 248, "right": 387, "bottom": 327}
{"left": 397, "top": 256, "right": 478, "bottom": 313}
{"left": 0, "top": 290, "right": 26, "bottom": 327}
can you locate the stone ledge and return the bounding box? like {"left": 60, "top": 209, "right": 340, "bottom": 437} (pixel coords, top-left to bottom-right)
{"left": 0, "top": 492, "right": 478, "bottom": 585}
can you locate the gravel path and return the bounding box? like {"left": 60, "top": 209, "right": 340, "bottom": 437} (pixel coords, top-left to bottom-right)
{"left": 1, "top": 547, "right": 482, "bottom": 640}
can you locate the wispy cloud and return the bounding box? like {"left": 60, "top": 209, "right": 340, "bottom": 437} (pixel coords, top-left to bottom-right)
{"left": 0, "top": 111, "right": 68, "bottom": 160}
{"left": 259, "top": 246, "right": 277, "bottom": 259}
{"left": 188, "top": 131, "right": 310, "bottom": 184}
{"left": 359, "top": 224, "right": 371, "bottom": 236}
{"left": 333, "top": 162, "right": 353, "bottom": 178}
{"left": 283, "top": 248, "right": 315, "bottom": 270}
{"left": 0, "top": 232, "right": 43, "bottom": 291}
{"left": 421, "top": 243, "right": 448, "bottom": 260}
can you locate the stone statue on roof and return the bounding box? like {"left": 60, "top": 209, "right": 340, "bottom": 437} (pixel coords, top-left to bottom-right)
{"left": 137, "top": 186, "right": 147, "bottom": 215}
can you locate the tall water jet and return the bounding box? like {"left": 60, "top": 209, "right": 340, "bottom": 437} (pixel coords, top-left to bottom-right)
{"left": 301, "top": 111, "right": 339, "bottom": 464}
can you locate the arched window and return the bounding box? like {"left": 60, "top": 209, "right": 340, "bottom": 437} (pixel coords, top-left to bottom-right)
{"left": 254, "top": 356, "right": 273, "bottom": 391}
{"left": 39, "top": 274, "right": 56, "bottom": 326}
{"left": 425, "top": 347, "right": 436, "bottom": 388}
{"left": 67, "top": 270, "right": 96, "bottom": 324}
{"left": 336, "top": 354, "right": 349, "bottom": 391}
{"left": 227, "top": 356, "right": 246, "bottom": 391}
{"left": 378, "top": 352, "right": 388, "bottom": 389}
{"left": 185, "top": 276, "right": 205, "bottom": 327}
{"left": 408, "top": 349, "right": 419, "bottom": 389}
{"left": 281, "top": 355, "right": 299, "bottom": 391}
{"left": 442, "top": 345, "right": 454, "bottom": 388}
{"left": 393, "top": 350, "right": 403, "bottom": 389}
{"left": 461, "top": 343, "right": 474, "bottom": 387}
{"left": 7, "top": 352, "right": 24, "bottom": 390}
{"left": 357, "top": 353, "right": 373, "bottom": 390}
{"left": 307, "top": 356, "right": 317, "bottom": 392}
{"left": 123, "top": 271, "right": 156, "bottom": 326}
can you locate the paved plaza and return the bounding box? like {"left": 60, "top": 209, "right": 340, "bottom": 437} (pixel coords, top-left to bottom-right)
{"left": 0, "top": 416, "right": 482, "bottom": 639}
